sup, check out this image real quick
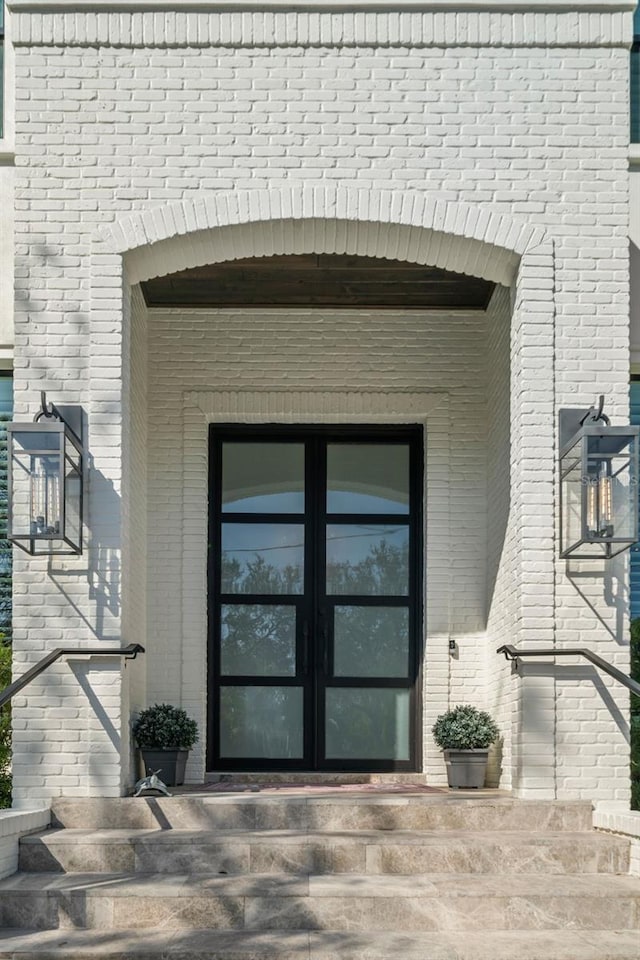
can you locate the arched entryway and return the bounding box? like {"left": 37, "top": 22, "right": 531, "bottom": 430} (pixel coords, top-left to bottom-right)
{"left": 92, "top": 186, "right": 555, "bottom": 793}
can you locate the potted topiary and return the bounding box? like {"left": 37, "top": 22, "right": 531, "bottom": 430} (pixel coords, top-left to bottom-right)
{"left": 132, "top": 703, "right": 198, "bottom": 787}
{"left": 432, "top": 704, "right": 499, "bottom": 789}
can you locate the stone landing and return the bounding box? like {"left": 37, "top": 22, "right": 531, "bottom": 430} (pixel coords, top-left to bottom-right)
{"left": 0, "top": 793, "right": 638, "bottom": 958}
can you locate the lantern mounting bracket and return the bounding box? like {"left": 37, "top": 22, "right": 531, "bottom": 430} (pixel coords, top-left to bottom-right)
{"left": 579, "top": 394, "right": 610, "bottom": 429}
{"left": 32, "top": 391, "right": 83, "bottom": 446}
{"left": 559, "top": 396, "right": 611, "bottom": 453}
{"left": 33, "top": 391, "right": 61, "bottom": 424}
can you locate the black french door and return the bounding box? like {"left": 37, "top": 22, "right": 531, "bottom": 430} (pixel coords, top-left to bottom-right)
{"left": 208, "top": 425, "right": 423, "bottom": 772}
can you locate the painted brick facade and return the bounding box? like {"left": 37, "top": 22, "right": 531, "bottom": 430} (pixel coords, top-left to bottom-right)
{"left": 3, "top": 0, "right": 636, "bottom": 804}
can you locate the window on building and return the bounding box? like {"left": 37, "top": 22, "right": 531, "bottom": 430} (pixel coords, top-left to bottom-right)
{"left": 632, "top": 7, "right": 640, "bottom": 142}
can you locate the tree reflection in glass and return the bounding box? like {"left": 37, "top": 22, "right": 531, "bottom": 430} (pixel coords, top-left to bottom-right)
{"left": 221, "top": 604, "right": 296, "bottom": 677}
{"left": 326, "top": 528, "right": 409, "bottom": 596}
{"left": 221, "top": 524, "right": 304, "bottom": 594}
{"left": 334, "top": 606, "right": 408, "bottom": 678}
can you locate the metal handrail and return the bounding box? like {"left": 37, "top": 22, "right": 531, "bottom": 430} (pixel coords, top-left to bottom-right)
{"left": 497, "top": 644, "right": 640, "bottom": 698}
{"left": 0, "top": 643, "right": 145, "bottom": 710}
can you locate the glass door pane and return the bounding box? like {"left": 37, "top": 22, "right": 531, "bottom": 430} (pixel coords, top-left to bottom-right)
{"left": 327, "top": 444, "right": 409, "bottom": 513}
{"left": 221, "top": 523, "right": 304, "bottom": 594}
{"left": 326, "top": 524, "right": 409, "bottom": 595}
{"left": 333, "top": 605, "right": 409, "bottom": 678}
{"left": 220, "top": 604, "right": 297, "bottom": 676}
{"left": 220, "top": 686, "right": 304, "bottom": 759}
{"left": 223, "top": 443, "right": 304, "bottom": 512}
{"left": 325, "top": 688, "right": 410, "bottom": 761}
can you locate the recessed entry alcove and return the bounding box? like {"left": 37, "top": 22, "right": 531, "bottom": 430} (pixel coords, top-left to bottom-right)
{"left": 140, "top": 255, "right": 495, "bottom": 310}
{"left": 131, "top": 242, "right": 512, "bottom": 779}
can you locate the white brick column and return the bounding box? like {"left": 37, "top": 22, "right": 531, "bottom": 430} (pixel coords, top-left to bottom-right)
{"left": 510, "top": 242, "right": 558, "bottom": 799}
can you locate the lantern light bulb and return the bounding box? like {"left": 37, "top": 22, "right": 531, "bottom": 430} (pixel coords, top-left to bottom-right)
{"left": 598, "top": 463, "right": 614, "bottom": 538}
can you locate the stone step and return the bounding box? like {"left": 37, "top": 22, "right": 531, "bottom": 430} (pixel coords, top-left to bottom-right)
{"left": 1, "top": 872, "right": 639, "bottom": 932}
{"left": 50, "top": 795, "right": 594, "bottom": 833}
{"left": 18, "top": 827, "right": 630, "bottom": 877}
{"left": 1, "top": 928, "right": 640, "bottom": 960}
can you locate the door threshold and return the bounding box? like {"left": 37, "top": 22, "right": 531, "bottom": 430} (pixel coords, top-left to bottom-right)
{"left": 205, "top": 772, "right": 426, "bottom": 785}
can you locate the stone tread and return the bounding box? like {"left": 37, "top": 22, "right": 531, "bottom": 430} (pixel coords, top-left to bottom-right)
{"left": 18, "top": 827, "right": 630, "bottom": 877}
{"left": 1, "top": 928, "right": 640, "bottom": 959}
{"left": 3, "top": 870, "right": 640, "bottom": 897}
{"left": 20, "top": 827, "right": 621, "bottom": 844}
{"left": 3, "top": 871, "right": 640, "bottom": 933}
{"left": 49, "top": 797, "right": 594, "bottom": 832}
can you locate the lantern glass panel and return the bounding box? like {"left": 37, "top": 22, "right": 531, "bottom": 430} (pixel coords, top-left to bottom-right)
{"left": 11, "top": 429, "right": 59, "bottom": 452}
{"left": 586, "top": 433, "right": 637, "bottom": 544}
{"left": 10, "top": 430, "right": 62, "bottom": 540}
{"left": 64, "top": 448, "right": 82, "bottom": 551}
{"left": 561, "top": 438, "right": 583, "bottom": 554}
{"left": 64, "top": 433, "right": 81, "bottom": 472}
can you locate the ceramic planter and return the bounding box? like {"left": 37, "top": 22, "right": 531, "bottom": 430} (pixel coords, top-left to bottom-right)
{"left": 443, "top": 748, "right": 489, "bottom": 789}
{"left": 139, "top": 749, "right": 188, "bottom": 787}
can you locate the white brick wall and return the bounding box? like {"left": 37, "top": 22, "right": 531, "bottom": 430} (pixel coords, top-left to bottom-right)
{"left": 485, "top": 284, "right": 516, "bottom": 790}
{"left": 0, "top": 167, "right": 15, "bottom": 356}
{"left": 6, "top": 2, "right": 635, "bottom": 800}
{"left": 120, "top": 281, "right": 148, "bottom": 789}
{"left": 11, "top": 654, "right": 129, "bottom": 804}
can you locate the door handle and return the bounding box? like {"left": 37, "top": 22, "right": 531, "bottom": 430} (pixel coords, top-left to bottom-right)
{"left": 302, "top": 620, "right": 310, "bottom": 675}
{"left": 319, "top": 611, "right": 329, "bottom": 675}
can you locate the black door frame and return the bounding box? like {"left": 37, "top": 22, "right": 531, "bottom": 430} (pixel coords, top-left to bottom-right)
{"left": 207, "top": 424, "right": 424, "bottom": 772}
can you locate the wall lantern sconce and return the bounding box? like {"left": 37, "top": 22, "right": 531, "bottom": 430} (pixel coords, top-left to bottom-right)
{"left": 559, "top": 396, "right": 639, "bottom": 559}
{"left": 7, "top": 393, "right": 83, "bottom": 556}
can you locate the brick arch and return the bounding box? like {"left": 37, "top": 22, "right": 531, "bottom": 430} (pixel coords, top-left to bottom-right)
{"left": 99, "top": 187, "right": 547, "bottom": 287}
